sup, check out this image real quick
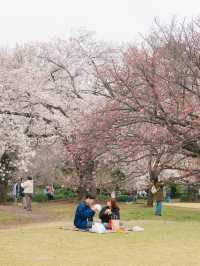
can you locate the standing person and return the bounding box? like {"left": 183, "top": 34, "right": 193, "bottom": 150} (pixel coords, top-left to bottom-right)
{"left": 47, "top": 185, "right": 54, "bottom": 201}
{"left": 99, "top": 198, "right": 120, "bottom": 229}
{"left": 43, "top": 186, "right": 48, "bottom": 197}
{"left": 166, "top": 191, "right": 172, "bottom": 203}
{"left": 74, "top": 193, "right": 97, "bottom": 230}
{"left": 21, "top": 177, "right": 34, "bottom": 212}
{"left": 111, "top": 191, "right": 116, "bottom": 199}
{"left": 19, "top": 179, "right": 26, "bottom": 208}
{"left": 153, "top": 180, "right": 164, "bottom": 216}
{"left": 12, "top": 182, "right": 18, "bottom": 202}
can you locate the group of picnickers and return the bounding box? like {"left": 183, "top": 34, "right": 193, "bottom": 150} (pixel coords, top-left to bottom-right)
{"left": 11, "top": 174, "right": 164, "bottom": 228}
{"left": 73, "top": 179, "right": 165, "bottom": 232}
{"left": 74, "top": 193, "right": 121, "bottom": 232}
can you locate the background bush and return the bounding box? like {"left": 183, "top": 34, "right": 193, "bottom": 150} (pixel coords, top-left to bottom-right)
{"left": 32, "top": 187, "right": 77, "bottom": 202}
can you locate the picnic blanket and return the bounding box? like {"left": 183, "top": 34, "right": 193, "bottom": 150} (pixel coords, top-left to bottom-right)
{"left": 59, "top": 225, "right": 144, "bottom": 234}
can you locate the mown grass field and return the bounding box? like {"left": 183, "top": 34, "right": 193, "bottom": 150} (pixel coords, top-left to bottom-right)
{"left": 0, "top": 202, "right": 200, "bottom": 266}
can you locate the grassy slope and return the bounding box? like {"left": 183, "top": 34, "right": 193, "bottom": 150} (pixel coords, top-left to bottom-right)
{"left": 0, "top": 221, "right": 200, "bottom": 266}
{"left": 35, "top": 202, "right": 200, "bottom": 222}
{"left": 0, "top": 210, "right": 14, "bottom": 224}
{"left": 0, "top": 202, "right": 200, "bottom": 266}
{"left": 121, "top": 203, "right": 200, "bottom": 222}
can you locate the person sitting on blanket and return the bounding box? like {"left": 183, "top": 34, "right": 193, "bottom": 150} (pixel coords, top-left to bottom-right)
{"left": 99, "top": 198, "right": 120, "bottom": 229}
{"left": 74, "top": 193, "right": 97, "bottom": 230}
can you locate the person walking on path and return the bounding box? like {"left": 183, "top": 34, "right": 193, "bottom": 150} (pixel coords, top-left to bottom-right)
{"left": 21, "top": 177, "right": 34, "bottom": 212}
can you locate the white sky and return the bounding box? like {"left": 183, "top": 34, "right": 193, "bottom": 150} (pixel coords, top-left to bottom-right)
{"left": 0, "top": 0, "right": 199, "bottom": 47}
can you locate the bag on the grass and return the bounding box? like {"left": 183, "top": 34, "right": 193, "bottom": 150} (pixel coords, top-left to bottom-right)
{"left": 90, "top": 223, "right": 106, "bottom": 234}
{"left": 132, "top": 226, "right": 144, "bottom": 232}
{"left": 151, "top": 185, "right": 157, "bottom": 194}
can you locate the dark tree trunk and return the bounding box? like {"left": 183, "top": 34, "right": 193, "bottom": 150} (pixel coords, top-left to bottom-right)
{"left": 0, "top": 149, "right": 18, "bottom": 203}
{"left": 147, "top": 197, "right": 153, "bottom": 207}
{"left": 146, "top": 168, "right": 160, "bottom": 207}
{"left": 0, "top": 182, "right": 8, "bottom": 203}
{"left": 74, "top": 150, "right": 98, "bottom": 200}
{"left": 78, "top": 174, "right": 96, "bottom": 200}
{"left": 78, "top": 175, "right": 87, "bottom": 200}
{"left": 146, "top": 190, "right": 154, "bottom": 207}
{"left": 188, "top": 185, "right": 198, "bottom": 202}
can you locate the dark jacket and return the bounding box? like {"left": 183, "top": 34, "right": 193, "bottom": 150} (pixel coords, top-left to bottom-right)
{"left": 74, "top": 201, "right": 95, "bottom": 229}
{"left": 154, "top": 182, "right": 164, "bottom": 202}
{"left": 99, "top": 206, "right": 120, "bottom": 223}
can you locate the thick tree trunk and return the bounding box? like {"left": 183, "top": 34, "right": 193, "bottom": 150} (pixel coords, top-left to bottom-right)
{"left": 146, "top": 190, "right": 154, "bottom": 207}
{"left": 0, "top": 182, "right": 8, "bottom": 203}
{"left": 78, "top": 174, "right": 96, "bottom": 200}
{"left": 188, "top": 185, "right": 197, "bottom": 202}
{"left": 78, "top": 175, "right": 87, "bottom": 200}
{"left": 75, "top": 156, "right": 97, "bottom": 200}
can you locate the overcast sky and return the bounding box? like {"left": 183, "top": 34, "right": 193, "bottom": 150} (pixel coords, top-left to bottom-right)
{"left": 0, "top": 0, "right": 199, "bottom": 47}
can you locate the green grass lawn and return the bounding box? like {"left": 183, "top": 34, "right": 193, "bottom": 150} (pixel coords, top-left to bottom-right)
{"left": 0, "top": 210, "right": 14, "bottom": 224}
{"left": 121, "top": 203, "right": 200, "bottom": 222}
{"left": 0, "top": 202, "right": 200, "bottom": 266}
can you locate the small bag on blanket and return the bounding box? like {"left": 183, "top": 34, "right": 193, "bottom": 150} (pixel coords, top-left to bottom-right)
{"left": 90, "top": 222, "right": 106, "bottom": 234}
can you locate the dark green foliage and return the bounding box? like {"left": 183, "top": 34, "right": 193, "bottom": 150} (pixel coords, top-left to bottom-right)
{"left": 117, "top": 195, "right": 129, "bottom": 202}
{"left": 110, "top": 169, "right": 126, "bottom": 190}
{"left": 32, "top": 187, "right": 77, "bottom": 202}
{"left": 96, "top": 194, "right": 109, "bottom": 201}
{"left": 0, "top": 149, "right": 18, "bottom": 202}
{"left": 180, "top": 193, "right": 190, "bottom": 202}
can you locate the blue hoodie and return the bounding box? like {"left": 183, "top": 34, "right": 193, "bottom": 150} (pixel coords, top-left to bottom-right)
{"left": 74, "top": 201, "right": 95, "bottom": 229}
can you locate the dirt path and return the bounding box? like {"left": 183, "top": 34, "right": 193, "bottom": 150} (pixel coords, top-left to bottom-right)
{"left": 0, "top": 202, "right": 67, "bottom": 229}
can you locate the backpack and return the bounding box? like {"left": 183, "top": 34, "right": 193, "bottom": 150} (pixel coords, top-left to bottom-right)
{"left": 151, "top": 185, "right": 158, "bottom": 194}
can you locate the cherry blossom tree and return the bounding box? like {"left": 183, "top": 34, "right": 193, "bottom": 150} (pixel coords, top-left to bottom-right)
{"left": 0, "top": 35, "right": 97, "bottom": 201}
{"left": 3, "top": 19, "right": 200, "bottom": 203}
{"left": 89, "top": 17, "right": 200, "bottom": 186}
{"left": 0, "top": 32, "right": 112, "bottom": 201}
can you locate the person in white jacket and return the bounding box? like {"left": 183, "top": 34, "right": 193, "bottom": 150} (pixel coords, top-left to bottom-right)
{"left": 21, "top": 177, "right": 34, "bottom": 212}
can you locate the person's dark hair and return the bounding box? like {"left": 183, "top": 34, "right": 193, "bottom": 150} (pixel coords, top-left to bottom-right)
{"left": 27, "top": 176, "right": 32, "bottom": 180}
{"left": 110, "top": 198, "right": 119, "bottom": 209}
{"left": 85, "top": 193, "right": 96, "bottom": 200}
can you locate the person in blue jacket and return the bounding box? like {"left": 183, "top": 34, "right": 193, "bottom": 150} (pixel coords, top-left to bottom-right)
{"left": 74, "top": 193, "right": 96, "bottom": 230}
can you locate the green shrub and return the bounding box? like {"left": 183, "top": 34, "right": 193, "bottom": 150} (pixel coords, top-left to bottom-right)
{"left": 32, "top": 193, "right": 48, "bottom": 202}
{"left": 6, "top": 196, "right": 14, "bottom": 202}
{"left": 117, "top": 195, "right": 129, "bottom": 202}
{"left": 180, "top": 193, "right": 190, "bottom": 202}
{"left": 55, "top": 188, "right": 77, "bottom": 199}
{"left": 97, "top": 194, "right": 109, "bottom": 201}
{"left": 32, "top": 187, "right": 77, "bottom": 202}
